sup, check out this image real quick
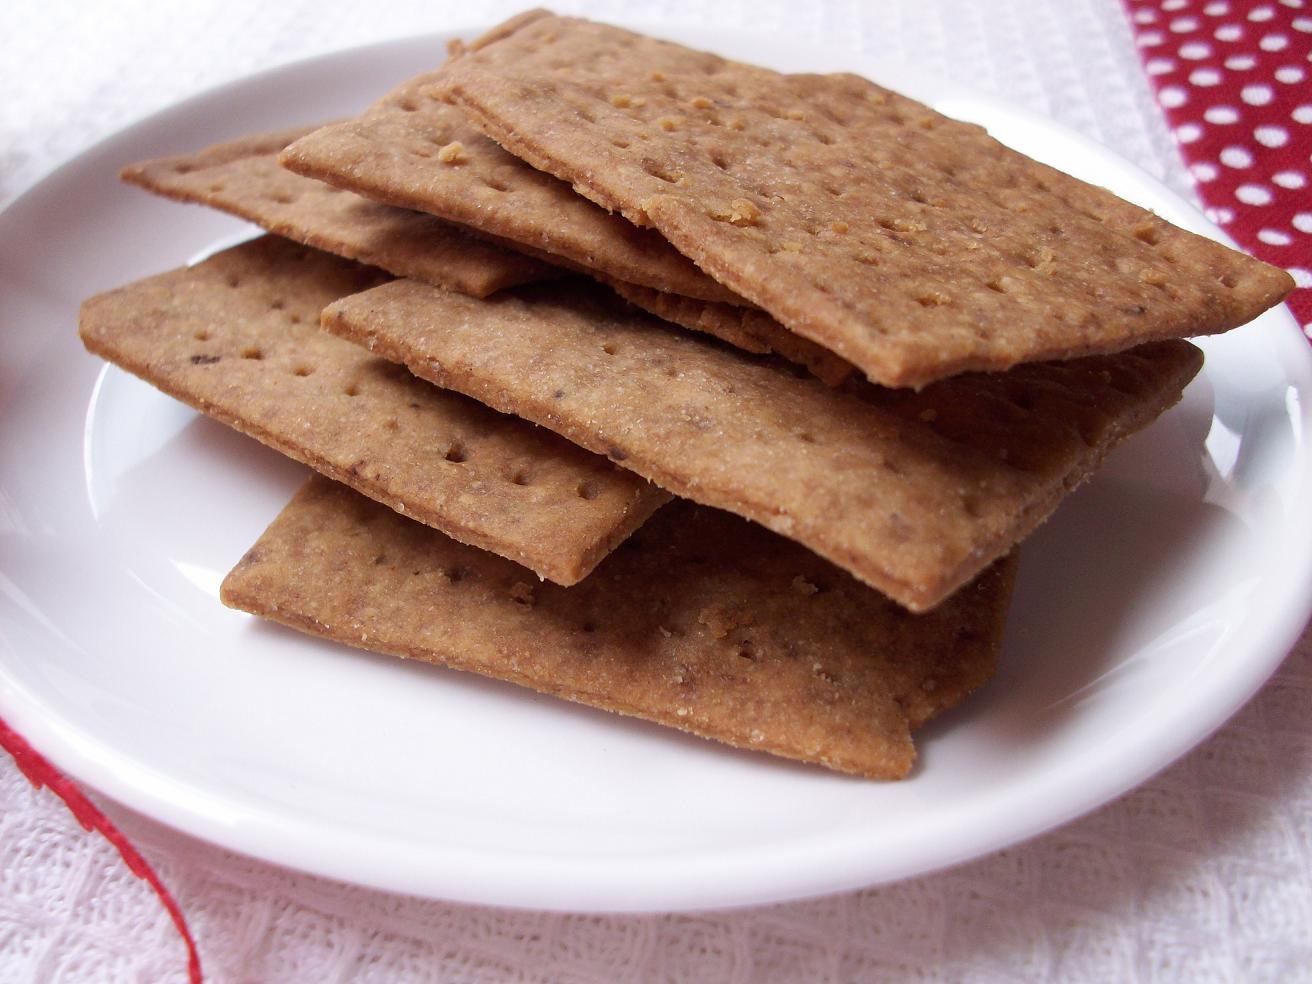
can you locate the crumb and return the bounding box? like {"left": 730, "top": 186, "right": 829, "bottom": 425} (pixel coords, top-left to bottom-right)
{"left": 708, "top": 197, "right": 762, "bottom": 226}
{"left": 791, "top": 575, "right": 818, "bottom": 596}
{"left": 698, "top": 602, "right": 753, "bottom": 639}
{"left": 437, "top": 141, "right": 467, "bottom": 164}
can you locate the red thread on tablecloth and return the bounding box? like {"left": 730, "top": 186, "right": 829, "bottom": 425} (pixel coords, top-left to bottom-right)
{"left": 0, "top": 716, "right": 203, "bottom": 984}
{"left": 1124, "top": 0, "right": 1311, "bottom": 336}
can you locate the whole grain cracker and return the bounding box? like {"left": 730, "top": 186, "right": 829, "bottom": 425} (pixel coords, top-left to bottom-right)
{"left": 322, "top": 277, "right": 1201, "bottom": 611}
{"left": 439, "top": 12, "right": 1292, "bottom": 388}
{"left": 78, "top": 236, "right": 667, "bottom": 584}
{"left": 279, "top": 80, "right": 745, "bottom": 305}
{"left": 121, "top": 126, "right": 554, "bottom": 298}
{"left": 606, "top": 278, "right": 854, "bottom": 386}
{"left": 222, "top": 475, "right": 1018, "bottom": 779}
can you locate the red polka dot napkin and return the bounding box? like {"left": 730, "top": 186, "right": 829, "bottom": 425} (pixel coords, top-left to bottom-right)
{"left": 1124, "top": 0, "right": 1311, "bottom": 337}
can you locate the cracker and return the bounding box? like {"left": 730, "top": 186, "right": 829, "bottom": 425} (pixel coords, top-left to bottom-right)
{"left": 438, "top": 13, "right": 1293, "bottom": 388}
{"left": 221, "top": 475, "right": 1018, "bottom": 778}
{"left": 78, "top": 236, "right": 667, "bottom": 584}
{"left": 323, "top": 278, "right": 1201, "bottom": 611}
{"left": 121, "top": 126, "right": 554, "bottom": 298}
{"left": 279, "top": 80, "right": 744, "bottom": 305}
{"left": 606, "top": 278, "right": 854, "bottom": 386}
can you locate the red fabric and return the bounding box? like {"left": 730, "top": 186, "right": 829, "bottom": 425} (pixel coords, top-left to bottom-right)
{"left": 1124, "top": 0, "right": 1312, "bottom": 336}
{"left": 0, "top": 716, "right": 203, "bottom": 984}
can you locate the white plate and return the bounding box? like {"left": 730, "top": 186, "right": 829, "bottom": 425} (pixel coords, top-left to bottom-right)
{"left": 2, "top": 24, "right": 1310, "bottom": 913}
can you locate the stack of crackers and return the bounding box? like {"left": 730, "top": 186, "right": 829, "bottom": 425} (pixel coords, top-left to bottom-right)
{"left": 79, "top": 10, "right": 1292, "bottom": 779}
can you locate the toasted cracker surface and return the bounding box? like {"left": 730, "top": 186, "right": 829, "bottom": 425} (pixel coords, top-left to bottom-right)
{"left": 279, "top": 80, "right": 743, "bottom": 304}
{"left": 78, "top": 236, "right": 666, "bottom": 584}
{"left": 323, "top": 278, "right": 1201, "bottom": 611}
{"left": 222, "top": 475, "right": 1018, "bottom": 778}
{"left": 439, "top": 12, "right": 1292, "bottom": 388}
{"left": 121, "top": 126, "right": 554, "bottom": 298}
{"left": 607, "top": 278, "right": 854, "bottom": 386}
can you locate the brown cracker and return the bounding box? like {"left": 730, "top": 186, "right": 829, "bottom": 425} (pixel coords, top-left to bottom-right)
{"left": 439, "top": 13, "right": 1293, "bottom": 388}
{"left": 121, "top": 126, "right": 554, "bottom": 298}
{"left": 606, "top": 278, "right": 854, "bottom": 386}
{"left": 279, "top": 80, "right": 744, "bottom": 305}
{"left": 322, "top": 278, "right": 1201, "bottom": 611}
{"left": 222, "top": 475, "right": 1018, "bottom": 779}
{"left": 78, "top": 236, "right": 667, "bottom": 584}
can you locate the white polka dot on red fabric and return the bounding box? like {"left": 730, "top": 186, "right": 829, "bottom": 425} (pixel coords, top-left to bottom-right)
{"left": 1276, "top": 65, "right": 1307, "bottom": 82}
{"left": 1171, "top": 16, "right": 1200, "bottom": 32}
{"left": 1282, "top": 0, "right": 1306, "bottom": 9}
{"left": 1255, "top": 124, "right": 1291, "bottom": 146}
{"left": 1177, "top": 122, "right": 1204, "bottom": 143}
{"left": 1193, "top": 161, "right": 1221, "bottom": 182}
{"left": 1191, "top": 67, "right": 1224, "bottom": 85}
{"left": 1293, "top": 213, "right": 1312, "bottom": 233}
{"left": 1180, "top": 41, "right": 1212, "bottom": 59}
{"left": 1259, "top": 228, "right": 1293, "bottom": 245}
{"left": 1205, "top": 0, "right": 1230, "bottom": 13}
{"left": 1294, "top": 16, "right": 1312, "bottom": 30}
{"left": 1163, "top": 0, "right": 1188, "bottom": 9}
{"left": 1249, "top": 5, "right": 1276, "bottom": 20}
{"left": 1226, "top": 53, "right": 1258, "bottom": 68}
{"left": 1290, "top": 268, "right": 1312, "bottom": 289}
{"left": 1261, "top": 33, "right": 1291, "bottom": 50}
{"left": 1216, "top": 23, "right": 1245, "bottom": 40}
{"left": 1237, "top": 183, "right": 1275, "bottom": 205}
{"left": 1206, "top": 105, "right": 1242, "bottom": 123}
{"left": 1293, "top": 105, "right": 1312, "bottom": 123}
{"left": 1222, "top": 145, "right": 1255, "bottom": 167}
{"left": 1147, "top": 57, "right": 1176, "bottom": 74}
{"left": 1207, "top": 205, "right": 1236, "bottom": 223}
{"left": 1160, "top": 86, "right": 1189, "bottom": 108}
{"left": 1274, "top": 170, "right": 1308, "bottom": 188}
{"left": 1243, "top": 84, "right": 1275, "bottom": 104}
{"left": 1134, "top": 8, "right": 1157, "bottom": 24}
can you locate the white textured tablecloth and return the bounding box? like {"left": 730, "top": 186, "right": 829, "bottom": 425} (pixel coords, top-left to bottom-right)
{"left": 3, "top": 1, "right": 1310, "bottom": 980}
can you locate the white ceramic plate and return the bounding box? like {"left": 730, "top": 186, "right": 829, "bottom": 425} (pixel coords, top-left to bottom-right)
{"left": 2, "top": 25, "right": 1310, "bottom": 913}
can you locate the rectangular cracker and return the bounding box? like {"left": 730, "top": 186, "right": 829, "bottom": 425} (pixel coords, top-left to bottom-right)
{"left": 438, "top": 12, "right": 1293, "bottom": 388}
{"left": 78, "top": 236, "right": 667, "bottom": 584}
{"left": 606, "top": 278, "right": 854, "bottom": 386}
{"left": 279, "top": 78, "right": 744, "bottom": 305}
{"left": 121, "top": 125, "right": 555, "bottom": 298}
{"left": 221, "top": 475, "right": 1018, "bottom": 779}
{"left": 322, "top": 278, "right": 1202, "bottom": 611}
